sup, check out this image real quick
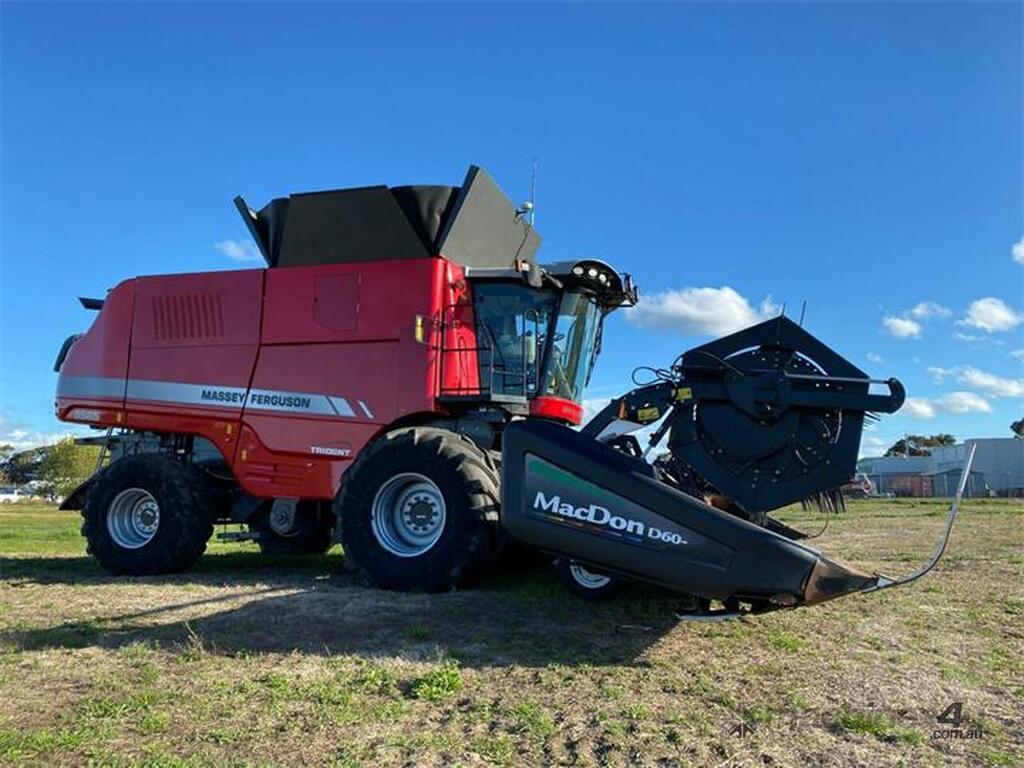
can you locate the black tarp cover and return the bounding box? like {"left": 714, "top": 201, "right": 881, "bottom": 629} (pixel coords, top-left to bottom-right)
{"left": 238, "top": 166, "right": 541, "bottom": 270}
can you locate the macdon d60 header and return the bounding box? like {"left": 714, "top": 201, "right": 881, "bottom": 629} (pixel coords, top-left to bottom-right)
{"left": 55, "top": 165, "right": 966, "bottom": 618}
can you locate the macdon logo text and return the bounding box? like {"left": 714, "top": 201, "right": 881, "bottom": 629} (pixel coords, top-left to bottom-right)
{"left": 532, "top": 491, "right": 687, "bottom": 545}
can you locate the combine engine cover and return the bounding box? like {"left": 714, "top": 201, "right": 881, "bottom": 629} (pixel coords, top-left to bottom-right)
{"left": 501, "top": 316, "right": 913, "bottom": 615}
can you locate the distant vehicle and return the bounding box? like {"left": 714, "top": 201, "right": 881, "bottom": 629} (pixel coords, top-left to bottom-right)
{"left": 0, "top": 486, "right": 30, "bottom": 503}
{"left": 842, "top": 473, "right": 875, "bottom": 499}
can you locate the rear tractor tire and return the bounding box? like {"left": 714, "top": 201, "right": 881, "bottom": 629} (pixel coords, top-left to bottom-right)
{"left": 337, "top": 427, "right": 500, "bottom": 592}
{"left": 81, "top": 454, "right": 215, "bottom": 575}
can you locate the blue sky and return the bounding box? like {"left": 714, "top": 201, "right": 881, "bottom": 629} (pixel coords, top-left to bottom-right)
{"left": 1, "top": 2, "right": 1021, "bottom": 457}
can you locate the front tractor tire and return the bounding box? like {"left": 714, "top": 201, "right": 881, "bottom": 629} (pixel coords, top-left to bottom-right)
{"left": 337, "top": 427, "right": 500, "bottom": 592}
{"left": 82, "top": 454, "right": 215, "bottom": 575}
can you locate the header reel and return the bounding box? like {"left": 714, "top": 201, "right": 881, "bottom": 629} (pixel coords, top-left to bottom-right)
{"left": 669, "top": 317, "right": 904, "bottom": 518}
{"left": 585, "top": 316, "right": 905, "bottom": 521}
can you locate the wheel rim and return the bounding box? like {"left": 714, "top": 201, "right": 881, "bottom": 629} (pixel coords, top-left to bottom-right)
{"left": 106, "top": 488, "right": 160, "bottom": 549}
{"left": 569, "top": 562, "right": 612, "bottom": 589}
{"left": 370, "top": 473, "right": 447, "bottom": 558}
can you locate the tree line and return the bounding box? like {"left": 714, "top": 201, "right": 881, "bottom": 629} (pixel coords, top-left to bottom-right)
{"left": 0, "top": 439, "right": 101, "bottom": 499}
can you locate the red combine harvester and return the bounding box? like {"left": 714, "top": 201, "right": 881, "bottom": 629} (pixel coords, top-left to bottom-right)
{"left": 55, "top": 165, "right": 967, "bottom": 617}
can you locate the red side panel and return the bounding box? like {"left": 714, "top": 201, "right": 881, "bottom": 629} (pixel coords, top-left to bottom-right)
{"left": 261, "top": 259, "right": 435, "bottom": 345}
{"left": 55, "top": 278, "right": 136, "bottom": 426}
{"left": 55, "top": 258, "right": 474, "bottom": 500}
{"left": 233, "top": 260, "right": 442, "bottom": 499}
{"left": 124, "top": 270, "right": 265, "bottom": 459}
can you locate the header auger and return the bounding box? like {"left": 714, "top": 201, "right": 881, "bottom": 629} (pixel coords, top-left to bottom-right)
{"left": 54, "top": 164, "right": 961, "bottom": 618}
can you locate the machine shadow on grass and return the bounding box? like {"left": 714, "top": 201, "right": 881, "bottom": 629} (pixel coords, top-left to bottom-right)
{"left": 1, "top": 550, "right": 683, "bottom": 667}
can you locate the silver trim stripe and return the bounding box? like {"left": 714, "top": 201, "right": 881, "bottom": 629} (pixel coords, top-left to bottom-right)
{"left": 247, "top": 388, "right": 337, "bottom": 416}
{"left": 55, "top": 375, "right": 126, "bottom": 399}
{"left": 328, "top": 396, "right": 356, "bottom": 418}
{"left": 57, "top": 376, "right": 372, "bottom": 420}
{"left": 127, "top": 379, "right": 248, "bottom": 407}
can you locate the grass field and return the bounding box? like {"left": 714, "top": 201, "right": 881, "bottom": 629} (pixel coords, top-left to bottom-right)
{"left": 0, "top": 499, "right": 1021, "bottom": 767}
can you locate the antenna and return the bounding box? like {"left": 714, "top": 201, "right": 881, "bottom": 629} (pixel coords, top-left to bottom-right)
{"left": 528, "top": 159, "right": 538, "bottom": 226}
{"left": 799, "top": 300, "right": 807, "bottom": 327}
{"left": 516, "top": 159, "right": 539, "bottom": 225}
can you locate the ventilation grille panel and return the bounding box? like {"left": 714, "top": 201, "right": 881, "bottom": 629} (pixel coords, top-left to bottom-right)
{"left": 151, "top": 293, "right": 226, "bottom": 341}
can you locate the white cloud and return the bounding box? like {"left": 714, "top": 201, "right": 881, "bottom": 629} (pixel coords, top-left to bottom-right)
{"left": 961, "top": 297, "right": 1023, "bottom": 333}
{"left": 954, "top": 332, "right": 986, "bottom": 342}
{"left": 882, "top": 315, "right": 922, "bottom": 339}
{"left": 866, "top": 352, "right": 885, "bottom": 365}
{"left": 902, "top": 391, "right": 992, "bottom": 419}
{"left": 214, "top": 238, "right": 262, "bottom": 262}
{"left": 936, "top": 391, "right": 992, "bottom": 414}
{"left": 909, "top": 301, "right": 952, "bottom": 320}
{"left": 1013, "top": 238, "right": 1024, "bottom": 265}
{"left": 882, "top": 299, "right": 953, "bottom": 339}
{"left": 1010, "top": 349, "right": 1024, "bottom": 361}
{"left": 624, "top": 286, "right": 779, "bottom": 337}
{"left": 957, "top": 367, "right": 1024, "bottom": 398}
{"left": 926, "top": 366, "right": 951, "bottom": 383}
{"left": 581, "top": 397, "right": 612, "bottom": 424}
{"left": 0, "top": 414, "right": 83, "bottom": 452}
{"left": 903, "top": 397, "right": 937, "bottom": 419}
{"left": 858, "top": 435, "right": 889, "bottom": 459}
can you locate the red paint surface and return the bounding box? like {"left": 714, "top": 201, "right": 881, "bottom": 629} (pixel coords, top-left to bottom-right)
{"left": 56, "top": 257, "right": 584, "bottom": 499}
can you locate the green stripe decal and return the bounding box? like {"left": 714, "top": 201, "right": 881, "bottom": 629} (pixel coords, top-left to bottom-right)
{"left": 526, "top": 454, "right": 625, "bottom": 507}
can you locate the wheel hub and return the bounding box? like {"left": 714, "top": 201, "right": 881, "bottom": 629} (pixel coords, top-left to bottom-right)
{"left": 569, "top": 562, "right": 612, "bottom": 589}
{"left": 402, "top": 496, "right": 440, "bottom": 532}
{"left": 371, "top": 473, "right": 447, "bottom": 558}
{"left": 269, "top": 498, "right": 298, "bottom": 535}
{"left": 107, "top": 488, "right": 161, "bottom": 549}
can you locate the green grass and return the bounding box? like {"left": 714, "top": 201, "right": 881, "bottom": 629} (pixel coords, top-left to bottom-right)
{"left": 0, "top": 499, "right": 1021, "bottom": 766}
{"left": 763, "top": 627, "right": 806, "bottom": 652}
{"left": 0, "top": 502, "right": 335, "bottom": 565}
{"left": 0, "top": 725, "right": 103, "bottom": 762}
{"left": 408, "top": 660, "right": 462, "bottom": 701}
{"left": 0, "top": 503, "right": 86, "bottom": 554}
{"left": 832, "top": 710, "right": 925, "bottom": 745}
{"left": 510, "top": 700, "right": 555, "bottom": 739}
{"left": 471, "top": 733, "right": 514, "bottom": 765}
